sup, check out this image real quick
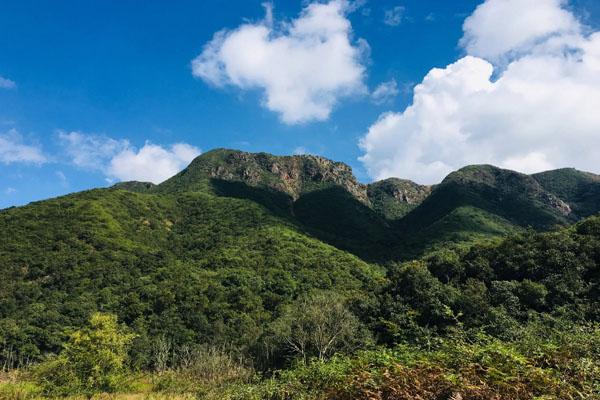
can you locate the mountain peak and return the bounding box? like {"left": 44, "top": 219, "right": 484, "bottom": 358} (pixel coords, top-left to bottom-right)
{"left": 367, "top": 178, "right": 432, "bottom": 220}
{"left": 158, "top": 148, "right": 368, "bottom": 202}
{"left": 532, "top": 168, "right": 600, "bottom": 218}
{"left": 437, "top": 164, "right": 573, "bottom": 222}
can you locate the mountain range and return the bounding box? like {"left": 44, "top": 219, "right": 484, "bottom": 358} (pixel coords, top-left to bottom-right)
{"left": 1, "top": 148, "right": 600, "bottom": 364}
{"left": 116, "top": 148, "right": 600, "bottom": 259}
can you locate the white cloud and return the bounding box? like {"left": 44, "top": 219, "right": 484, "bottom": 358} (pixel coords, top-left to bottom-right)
{"left": 107, "top": 143, "right": 200, "bottom": 183}
{"left": 371, "top": 79, "right": 399, "bottom": 104}
{"left": 0, "top": 130, "right": 46, "bottom": 164}
{"left": 4, "top": 187, "right": 17, "bottom": 195}
{"left": 0, "top": 76, "right": 16, "bottom": 89}
{"left": 59, "top": 131, "right": 129, "bottom": 169}
{"left": 384, "top": 6, "right": 405, "bottom": 26}
{"left": 59, "top": 131, "right": 201, "bottom": 184}
{"left": 360, "top": 0, "right": 600, "bottom": 184}
{"left": 192, "top": 0, "right": 367, "bottom": 124}
{"left": 460, "top": 0, "right": 580, "bottom": 61}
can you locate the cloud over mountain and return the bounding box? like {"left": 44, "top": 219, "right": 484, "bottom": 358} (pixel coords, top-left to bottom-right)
{"left": 360, "top": 0, "right": 600, "bottom": 184}
{"left": 59, "top": 131, "right": 200, "bottom": 184}
{"left": 192, "top": 0, "right": 367, "bottom": 124}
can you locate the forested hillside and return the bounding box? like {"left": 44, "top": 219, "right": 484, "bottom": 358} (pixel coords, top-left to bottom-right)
{"left": 1, "top": 149, "right": 600, "bottom": 399}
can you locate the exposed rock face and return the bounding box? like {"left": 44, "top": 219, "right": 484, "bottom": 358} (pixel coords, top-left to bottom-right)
{"left": 540, "top": 192, "right": 572, "bottom": 216}
{"left": 533, "top": 168, "right": 600, "bottom": 218}
{"left": 367, "top": 178, "right": 432, "bottom": 220}
{"left": 368, "top": 178, "right": 432, "bottom": 205}
{"left": 156, "top": 149, "right": 431, "bottom": 217}
{"left": 205, "top": 150, "right": 371, "bottom": 203}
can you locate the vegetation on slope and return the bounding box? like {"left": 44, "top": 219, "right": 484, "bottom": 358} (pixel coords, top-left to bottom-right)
{"left": 0, "top": 188, "right": 381, "bottom": 371}
{"left": 533, "top": 167, "right": 600, "bottom": 218}
{"left": 2, "top": 215, "right": 600, "bottom": 398}
{"left": 367, "top": 178, "right": 432, "bottom": 220}
{"left": 2, "top": 150, "right": 600, "bottom": 398}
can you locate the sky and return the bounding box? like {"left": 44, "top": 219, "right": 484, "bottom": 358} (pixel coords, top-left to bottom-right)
{"left": 1, "top": 0, "right": 600, "bottom": 208}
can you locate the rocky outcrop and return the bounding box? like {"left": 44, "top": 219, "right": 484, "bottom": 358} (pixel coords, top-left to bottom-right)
{"left": 367, "top": 178, "right": 432, "bottom": 220}
{"left": 157, "top": 149, "right": 432, "bottom": 217}
{"left": 205, "top": 150, "right": 370, "bottom": 203}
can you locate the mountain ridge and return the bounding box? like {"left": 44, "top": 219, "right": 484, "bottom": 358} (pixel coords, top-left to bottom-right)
{"left": 111, "top": 150, "right": 597, "bottom": 232}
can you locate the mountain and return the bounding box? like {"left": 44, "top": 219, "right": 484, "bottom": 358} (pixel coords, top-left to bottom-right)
{"left": 144, "top": 149, "right": 428, "bottom": 258}
{"left": 367, "top": 178, "right": 432, "bottom": 220}
{"left": 2, "top": 149, "right": 600, "bottom": 366}
{"left": 26, "top": 150, "right": 600, "bottom": 262}
{"left": 7, "top": 150, "right": 600, "bottom": 264}
{"left": 155, "top": 148, "right": 368, "bottom": 201}
{"left": 0, "top": 186, "right": 382, "bottom": 362}
{"left": 532, "top": 168, "right": 600, "bottom": 219}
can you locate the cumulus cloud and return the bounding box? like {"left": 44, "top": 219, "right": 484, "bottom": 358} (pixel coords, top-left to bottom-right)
{"left": 192, "top": 0, "right": 367, "bottom": 124}
{"left": 0, "top": 130, "right": 46, "bottom": 164}
{"left": 461, "top": 0, "right": 580, "bottom": 62}
{"left": 359, "top": 0, "right": 600, "bottom": 184}
{"left": 371, "top": 79, "right": 399, "bottom": 104}
{"left": 59, "top": 131, "right": 201, "bottom": 184}
{"left": 384, "top": 6, "right": 405, "bottom": 26}
{"left": 107, "top": 143, "right": 200, "bottom": 183}
{"left": 0, "top": 76, "right": 16, "bottom": 89}
{"left": 59, "top": 131, "right": 129, "bottom": 170}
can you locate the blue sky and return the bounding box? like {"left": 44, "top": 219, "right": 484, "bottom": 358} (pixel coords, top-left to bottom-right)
{"left": 2, "top": 0, "right": 600, "bottom": 208}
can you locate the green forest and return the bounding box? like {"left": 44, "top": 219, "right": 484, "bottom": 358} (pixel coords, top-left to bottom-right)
{"left": 1, "top": 150, "right": 599, "bottom": 399}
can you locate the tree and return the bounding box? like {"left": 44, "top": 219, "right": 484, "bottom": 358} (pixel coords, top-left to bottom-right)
{"left": 35, "top": 312, "right": 135, "bottom": 396}
{"left": 273, "top": 291, "right": 365, "bottom": 364}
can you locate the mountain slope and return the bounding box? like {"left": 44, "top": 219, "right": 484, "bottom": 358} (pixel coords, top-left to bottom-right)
{"left": 151, "top": 149, "right": 417, "bottom": 259}
{"left": 115, "top": 155, "right": 600, "bottom": 260}
{"left": 2, "top": 149, "right": 600, "bottom": 368}
{"left": 533, "top": 168, "right": 600, "bottom": 218}
{"left": 367, "top": 178, "right": 432, "bottom": 220}
{"left": 0, "top": 188, "right": 382, "bottom": 362}
{"left": 393, "top": 165, "right": 576, "bottom": 256}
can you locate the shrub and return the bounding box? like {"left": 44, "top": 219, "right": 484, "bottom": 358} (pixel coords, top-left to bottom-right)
{"left": 34, "top": 312, "right": 135, "bottom": 396}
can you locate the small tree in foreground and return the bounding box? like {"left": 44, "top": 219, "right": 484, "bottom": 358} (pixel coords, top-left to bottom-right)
{"left": 273, "top": 291, "right": 367, "bottom": 364}
{"left": 35, "top": 312, "right": 135, "bottom": 396}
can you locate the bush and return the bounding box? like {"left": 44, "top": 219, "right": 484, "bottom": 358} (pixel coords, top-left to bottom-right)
{"left": 34, "top": 312, "right": 135, "bottom": 396}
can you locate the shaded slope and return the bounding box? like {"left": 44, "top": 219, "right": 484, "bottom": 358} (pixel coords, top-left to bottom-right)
{"left": 153, "top": 149, "right": 405, "bottom": 259}
{"left": 393, "top": 165, "right": 574, "bottom": 257}
{"left": 533, "top": 168, "right": 600, "bottom": 218}
{"left": 367, "top": 178, "right": 432, "bottom": 220}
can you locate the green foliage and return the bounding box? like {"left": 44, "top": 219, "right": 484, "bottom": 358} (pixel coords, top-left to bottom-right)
{"left": 2, "top": 150, "right": 600, "bottom": 398}
{"left": 533, "top": 167, "right": 600, "bottom": 218}
{"left": 34, "top": 313, "right": 135, "bottom": 396}
{"left": 269, "top": 291, "right": 371, "bottom": 364}
{"left": 0, "top": 187, "right": 381, "bottom": 370}
{"left": 221, "top": 323, "right": 600, "bottom": 400}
